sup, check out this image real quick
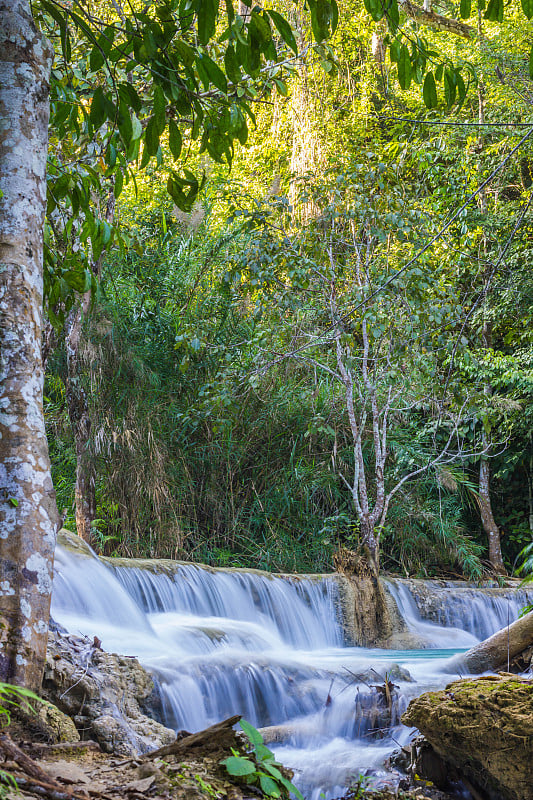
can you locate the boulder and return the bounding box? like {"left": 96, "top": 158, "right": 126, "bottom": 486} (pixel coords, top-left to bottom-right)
{"left": 42, "top": 626, "right": 175, "bottom": 755}
{"left": 402, "top": 675, "right": 533, "bottom": 800}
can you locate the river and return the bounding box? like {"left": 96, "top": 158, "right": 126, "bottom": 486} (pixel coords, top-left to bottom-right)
{"left": 51, "top": 535, "right": 531, "bottom": 800}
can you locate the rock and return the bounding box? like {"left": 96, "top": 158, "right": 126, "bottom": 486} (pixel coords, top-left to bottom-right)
{"left": 402, "top": 675, "right": 533, "bottom": 800}
{"left": 37, "top": 704, "right": 80, "bottom": 743}
{"left": 42, "top": 628, "right": 175, "bottom": 755}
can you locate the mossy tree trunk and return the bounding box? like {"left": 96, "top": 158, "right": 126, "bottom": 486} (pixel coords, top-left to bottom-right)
{"left": 0, "top": 0, "right": 58, "bottom": 690}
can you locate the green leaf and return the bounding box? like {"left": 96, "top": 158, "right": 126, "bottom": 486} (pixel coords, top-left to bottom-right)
{"left": 142, "top": 26, "right": 158, "bottom": 58}
{"left": 168, "top": 120, "right": 182, "bottom": 160}
{"left": 254, "top": 743, "right": 275, "bottom": 761}
{"left": 89, "top": 45, "right": 105, "bottom": 71}
{"left": 173, "top": 39, "right": 196, "bottom": 67}
{"left": 423, "top": 71, "right": 438, "bottom": 108}
{"left": 278, "top": 775, "right": 305, "bottom": 800}
{"left": 119, "top": 83, "right": 142, "bottom": 113}
{"left": 385, "top": 0, "right": 399, "bottom": 30}
{"left": 267, "top": 9, "right": 298, "bottom": 54}
{"left": 198, "top": 0, "right": 217, "bottom": 45}
{"left": 308, "top": 0, "right": 335, "bottom": 41}
{"left": 40, "top": 0, "right": 71, "bottom": 60}
{"left": 63, "top": 268, "right": 92, "bottom": 293}
{"left": 8, "top": 498, "right": 18, "bottom": 508}
{"left": 262, "top": 762, "right": 283, "bottom": 779}
{"left": 131, "top": 113, "right": 142, "bottom": 141}
{"left": 331, "top": 0, "right": 339, "bottom": 33}
{"left": 220, "top": 756, "right": 256, "bottom": 777}
{"left": 224, "top": 45, "right": 242, "bottom": 83}
{"left": 153, "top": 84, "right": 167, "bottom": 134}
{"left": 145, "top": 116, "right": 160, "bottom": 157}
{"left": 455, "top": 72, "right": 467, "bottom": 105}
{"left": 239, "top": 719, "right": 264, "bottom": 746}
{"left": 363, "top": 0, "right": 384, "bottom": 22}
{"left": 196, "top": 53, "right": 228, "bottom": 93}
{"left": 167, "top": 169, "right": 202, "bottom": 211}
{"left": 258, "top": 774, "right": 281, "bottom": 797}
{"left": 389, "top": 39, "right": 401, "bottom": 63}
{"left": 397, "top": 45, "right": 411, "bottom": 90}
{"left": 114, "top": 170, "right": 124, "bottom": 198}
{"left": 118, "top": 101, "right": 133, "bottom": 147}
{"left": 225, "top": 0, "right": 235, "bottom": 24}
{"left": 249, "top": 11, "right": 273, "bottom": 48}
{"left": 523, "top": 0, "right": 533, "bottom": 17}
{"left": 460, "top": 0, "right": 472, "bottom": 17}
{"left": 444, "top": 69, "right": 457, "bottom": 108}
{"left": 89, "top": 87, "right": 106, "bottom": 128}
{"left": 485, "top": 0, "right": 503, "bottom": 21}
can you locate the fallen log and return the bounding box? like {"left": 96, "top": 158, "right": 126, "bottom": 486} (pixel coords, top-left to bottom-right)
{"left": 445, "top": 609, "right": 533, "bottom": 674}
{"left": 142, "top": 714, "right": 241, "bottom": 760}
{"left": 0, "top": 733, "right": 62, "bottom": 787}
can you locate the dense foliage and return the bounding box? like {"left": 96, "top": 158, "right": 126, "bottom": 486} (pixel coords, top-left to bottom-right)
{"left": 44, "top": 0, "right": 533, "bottom": 577}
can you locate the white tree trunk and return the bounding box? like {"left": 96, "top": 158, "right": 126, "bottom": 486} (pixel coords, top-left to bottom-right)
{"left": 0, "top": 0, "right": 57, "bottom": 689}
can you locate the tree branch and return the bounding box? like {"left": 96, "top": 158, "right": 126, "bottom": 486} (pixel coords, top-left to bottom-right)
{"left": 398, "top": 0, "right": 474, "bottom": 38}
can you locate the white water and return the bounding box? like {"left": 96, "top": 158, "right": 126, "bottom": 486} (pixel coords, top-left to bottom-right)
{"left": 51, "top": 543, "right": 530, "bottom": 800}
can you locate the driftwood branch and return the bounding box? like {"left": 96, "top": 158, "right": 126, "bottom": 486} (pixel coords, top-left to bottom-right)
{"left": 445, "top": 610, "right": 533, "bottom": 674}
{"left": 399, "top": 0, "right": 474, "bottom": 38}
{"left": 143, "top": 714, "right": 241, "bottom": 760}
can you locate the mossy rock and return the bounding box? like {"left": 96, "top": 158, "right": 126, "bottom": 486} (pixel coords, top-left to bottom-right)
{"left": 402, "top": 676, "right": 533, "bottom": 800}
{"left": 37, "top": 703, "right": 80, "bottom": 743}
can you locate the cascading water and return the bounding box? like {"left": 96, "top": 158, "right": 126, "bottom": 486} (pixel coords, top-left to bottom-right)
{"left": 51, "top": 538, "right": 531, "bottom": 800}
{"left": 387, "top": 578, "right": 533, "bottom": 641}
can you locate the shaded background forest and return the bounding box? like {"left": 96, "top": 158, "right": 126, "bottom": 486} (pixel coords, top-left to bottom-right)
{"left": 44, "top": 0, "right": 533, "bottom": 578}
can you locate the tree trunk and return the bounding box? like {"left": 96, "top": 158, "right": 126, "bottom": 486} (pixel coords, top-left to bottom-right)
{"left": 445, "top": 610, "right": 533, "bottom": 674}
{"left": 65, "top": 303, "right": 96, "bottom": 544}
{"left": 0, "top": 0, "right": 57, "bottom": 689}
{"left": 65, "top": 191, "right": 114, "bottom": 544}
{"left": 475, "top": 16, "right": 505, "bottom": 577}
{"left": 288, "top": 11, "right": 324, "bottom": 223}
{"left": 479, "top": 451, "right": 506, "bottom": 574}
{"left": 361, "top": 518, "right": 380, "bottom": 576}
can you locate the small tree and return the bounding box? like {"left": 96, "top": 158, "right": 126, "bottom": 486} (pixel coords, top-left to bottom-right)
{"left": 229, "top": 162, "right": 479, "bottom": 574}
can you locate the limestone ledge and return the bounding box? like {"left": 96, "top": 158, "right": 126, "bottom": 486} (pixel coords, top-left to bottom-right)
{"left": 42, "top": 624, "right": 175, "bottom": 755}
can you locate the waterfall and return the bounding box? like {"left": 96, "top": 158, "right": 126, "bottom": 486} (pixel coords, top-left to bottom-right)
{"left": 109, "top": 561, "right": 344, "bottom": 649}
{"left": 51, "top": 534, "right": 531, "bottom": 800}
{"left": 387, "top": 578, "right": 533, "bottom": 642}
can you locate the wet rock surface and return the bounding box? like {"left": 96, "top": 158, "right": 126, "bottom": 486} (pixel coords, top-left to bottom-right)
{"left": 41, "top": 624, "right": 175, "bottom": 755}
{"left": 402, "top": 675, "right": 533, "bottom": 800}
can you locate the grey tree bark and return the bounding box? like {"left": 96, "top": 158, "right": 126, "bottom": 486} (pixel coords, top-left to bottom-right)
{"left": 0, "top": 0, "right": 58, "bottom": 689}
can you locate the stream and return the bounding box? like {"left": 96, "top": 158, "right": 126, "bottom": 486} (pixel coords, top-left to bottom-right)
{"left": 51, "top": 537, "right": 532, "bottom": 800}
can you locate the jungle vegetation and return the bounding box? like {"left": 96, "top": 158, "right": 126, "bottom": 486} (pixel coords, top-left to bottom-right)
{"left": 40, "top": 0, "right": 533, "bottom": 582}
